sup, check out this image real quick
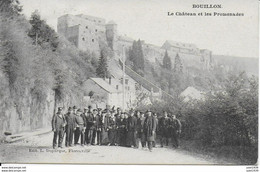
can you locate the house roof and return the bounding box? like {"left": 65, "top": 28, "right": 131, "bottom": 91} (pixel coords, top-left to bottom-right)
{"left": 89, "top": 78, "right": 119, "bottom": 93}
{"left": 180, "top": 86, "right": 205, "bottom": 102}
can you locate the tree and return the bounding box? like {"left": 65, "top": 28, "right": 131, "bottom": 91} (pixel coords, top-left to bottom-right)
{"left": 28, "top": 10, "right": 59, "bottom": 51}
{"left": 128, "top": 39, "right": 145, "bottom": 76}
{"left": 173, "top": 53, "right": 183, "bottom": 73}
{"left": 0, "top": 0, "right": 22, "bottom": 16}
{"left": 163, "top": 50, "right": 172, "bottom": 70}
{"left": 136, "top": 39, "right": 145, "bottom": 71}
{"left": 96, "top": 50, "right": 109, "bottom": 78}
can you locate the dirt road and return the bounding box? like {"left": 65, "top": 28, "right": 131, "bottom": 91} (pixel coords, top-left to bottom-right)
{"left": 0, "top": 132, "right": 218, "bottom": 164}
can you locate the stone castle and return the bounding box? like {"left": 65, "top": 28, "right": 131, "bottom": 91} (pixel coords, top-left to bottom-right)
{"left": 57, "top": 14, "right": 213, "bottom": 71}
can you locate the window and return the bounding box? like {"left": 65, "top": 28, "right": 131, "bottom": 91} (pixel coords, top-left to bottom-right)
{"left": 82, "top": 37, "right": 85, "bottom": 41}
{"left": 92, "top": 39, "right": 95, "bottom": 42}
{"left": 95, "top": 29, "right": 98, "bottom": 32}
{"left": 116, "top": 85, "right": 119, "bottom": 90}
{"left": 86, "top": 26, "right": 88, "bottom": 29}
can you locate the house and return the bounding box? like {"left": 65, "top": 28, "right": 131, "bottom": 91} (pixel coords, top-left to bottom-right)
{"left": 83, "top": 78, "right": 123, "bottom": 109}
{"left": 84, "top": 77, "right": 140, "bottom": 109}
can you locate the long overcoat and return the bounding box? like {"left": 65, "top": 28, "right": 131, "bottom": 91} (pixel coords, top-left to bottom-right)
{"left": 144, "top": 116, "right": 157, "bottom": 142}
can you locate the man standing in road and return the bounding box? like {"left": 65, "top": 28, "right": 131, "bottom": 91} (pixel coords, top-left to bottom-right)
{"left": 74, "top": 109, "right": 85, "bottom": 146}
{"left": 81, "top": 108, "right": 88, "bottom": 145}
{"left": 159, "top": 111, "right": 171, "bottom": 147}
{"left": 96, "top": 108, "right": 102, "bottom": 146}
{"left": 126, "top": 110, "right": 137, "bottom": 148}
{"left": 65, "top": 107, "right": 75, "bottom": 147}
{"left": 116, "top": 112, "right": 127, "bottom": 146}
{"left": 144, "top": 110, "right": 157, "bottom": 152}
{"left": 52, "top": 107, "right": 66, "bottom": 149}
{"left": 85, "top": 105, "right": 93, "bottom": 145}
{"left": 87, "top": 108, "right": 98, "bottom": 145}
{"left": 153, "top": 113, "right": 158, "bottom": 147}
{"left": 170, "top": 115, "right": 182, "bottom": 148}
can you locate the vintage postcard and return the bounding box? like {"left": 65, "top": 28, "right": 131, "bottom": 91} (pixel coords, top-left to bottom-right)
{"left": 0, "top": 0, "right": 258, "bottom": 165}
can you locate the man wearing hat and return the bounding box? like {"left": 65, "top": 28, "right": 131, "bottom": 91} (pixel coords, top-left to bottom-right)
{"left": 86, "top": 107, "right": 99, "bottom": 145}
{"left": 74, "top": 109, "right": 85, "bottom": 146}
{"left": 65, "top": 107, "right": 76, "bottom": 147}
{"left": 170, "top": 114, "right": 182, "bottom": 148}
{"left": 81, "top": 108, "right": 88, "bottom": 145}
{"left": 72, "top": 106, "right": 77, "bottom": 114}
{"left": 85, "top": 105, "right": 93, "bottom": 144}
{"left": 153, "top": 113, "right": 159, "bottom": 147}
{"left": 159, "top": 111, "right": 170, "bottom": 147}
{"left": 126, "top": 110, "right": 137, "bottom": 148}
{"left": 144, "top": 110, "right": 157, "bottom": 152}
{"left": 52, "top": 107, "right": 66, "bottom": 149}
{"left": 96, "top": 109, "right": 102, "bottom": 145}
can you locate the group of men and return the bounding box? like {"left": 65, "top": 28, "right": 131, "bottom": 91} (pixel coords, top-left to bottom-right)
{"left": 51, "top": 105, "right": 182, "bottom": 152}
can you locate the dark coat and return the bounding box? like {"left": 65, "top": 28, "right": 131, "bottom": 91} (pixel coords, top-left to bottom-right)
{"left": 117, "top": 118, "right": 127, "bottom": 129}
{"left": 159, "top": 117, "right": 171, "bottom": 137}
{"left": 144, "top": 116, "right": 157, "bottom": 142}
{"left": 127, "top": 116, "right": 137, "bottom": 131}
{"left": 100, "top": 115, "right": 110, "bottom": 145}
{"left": 86, "top": 113, "right": 99, "bottom": 130}
{"left": 75, "top": 114, "right": 85, "bottom": 130}
{"left": 170, "top": 118, "right": 182, "bottom": 134}
{"left": 81, "top": 113, "right": 88, "bottom": 128}
{"left": 52, "top": 112, "right": 66, "bottom": 131}
{"left": 108, "top": 117, "right": 117, "bottom": 130}
{"left": 65, "top": 112, "right": 76, "bottom": 129}
{"left": 94, "top": 115, "right": 101, "bottom": 129}
{"left": 137, "top": 117, "right": 146, "bottom": 141}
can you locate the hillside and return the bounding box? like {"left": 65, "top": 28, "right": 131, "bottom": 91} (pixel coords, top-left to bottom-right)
{"left": 0, "top": 6, "right": 97, "bottom": 136}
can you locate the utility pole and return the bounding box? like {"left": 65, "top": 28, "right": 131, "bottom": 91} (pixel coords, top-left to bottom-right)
{"left": 122, "top": 46, "right": 126, "bottom": 112}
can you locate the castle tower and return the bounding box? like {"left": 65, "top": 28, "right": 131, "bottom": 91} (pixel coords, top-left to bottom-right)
{"left": 57, "top": 14, "right": 106, "bottom": 53}
{"left": 106, "top": 21, "right": 118, "bottom": 51}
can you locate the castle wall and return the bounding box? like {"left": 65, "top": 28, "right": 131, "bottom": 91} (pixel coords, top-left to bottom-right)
{"left": 57, "top": 14, "right": 214, "bottom": 72}
{"left": 66, "top": 25, "right": 80, "bottom": 47}
{"left": 58, "top": 14, "right": 107, "bottom": 53}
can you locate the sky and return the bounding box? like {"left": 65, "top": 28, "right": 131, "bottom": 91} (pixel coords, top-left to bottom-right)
{"left": 19, "top": 0, "right": 259, "bottom": 58}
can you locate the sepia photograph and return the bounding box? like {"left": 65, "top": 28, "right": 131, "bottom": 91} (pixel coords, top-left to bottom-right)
{"left": 0, "top": 0, "right": 258, "bottom": 165}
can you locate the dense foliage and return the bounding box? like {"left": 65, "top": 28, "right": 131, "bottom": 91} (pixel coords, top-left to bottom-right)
{"left": 146, "top": 72, "right": 258, "bottom": 164}
{"left": 28, "top": 10, "right": 59, "bottom": 51}
{"left": 0, "top": 0, "right": 96, "bottom": 132}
